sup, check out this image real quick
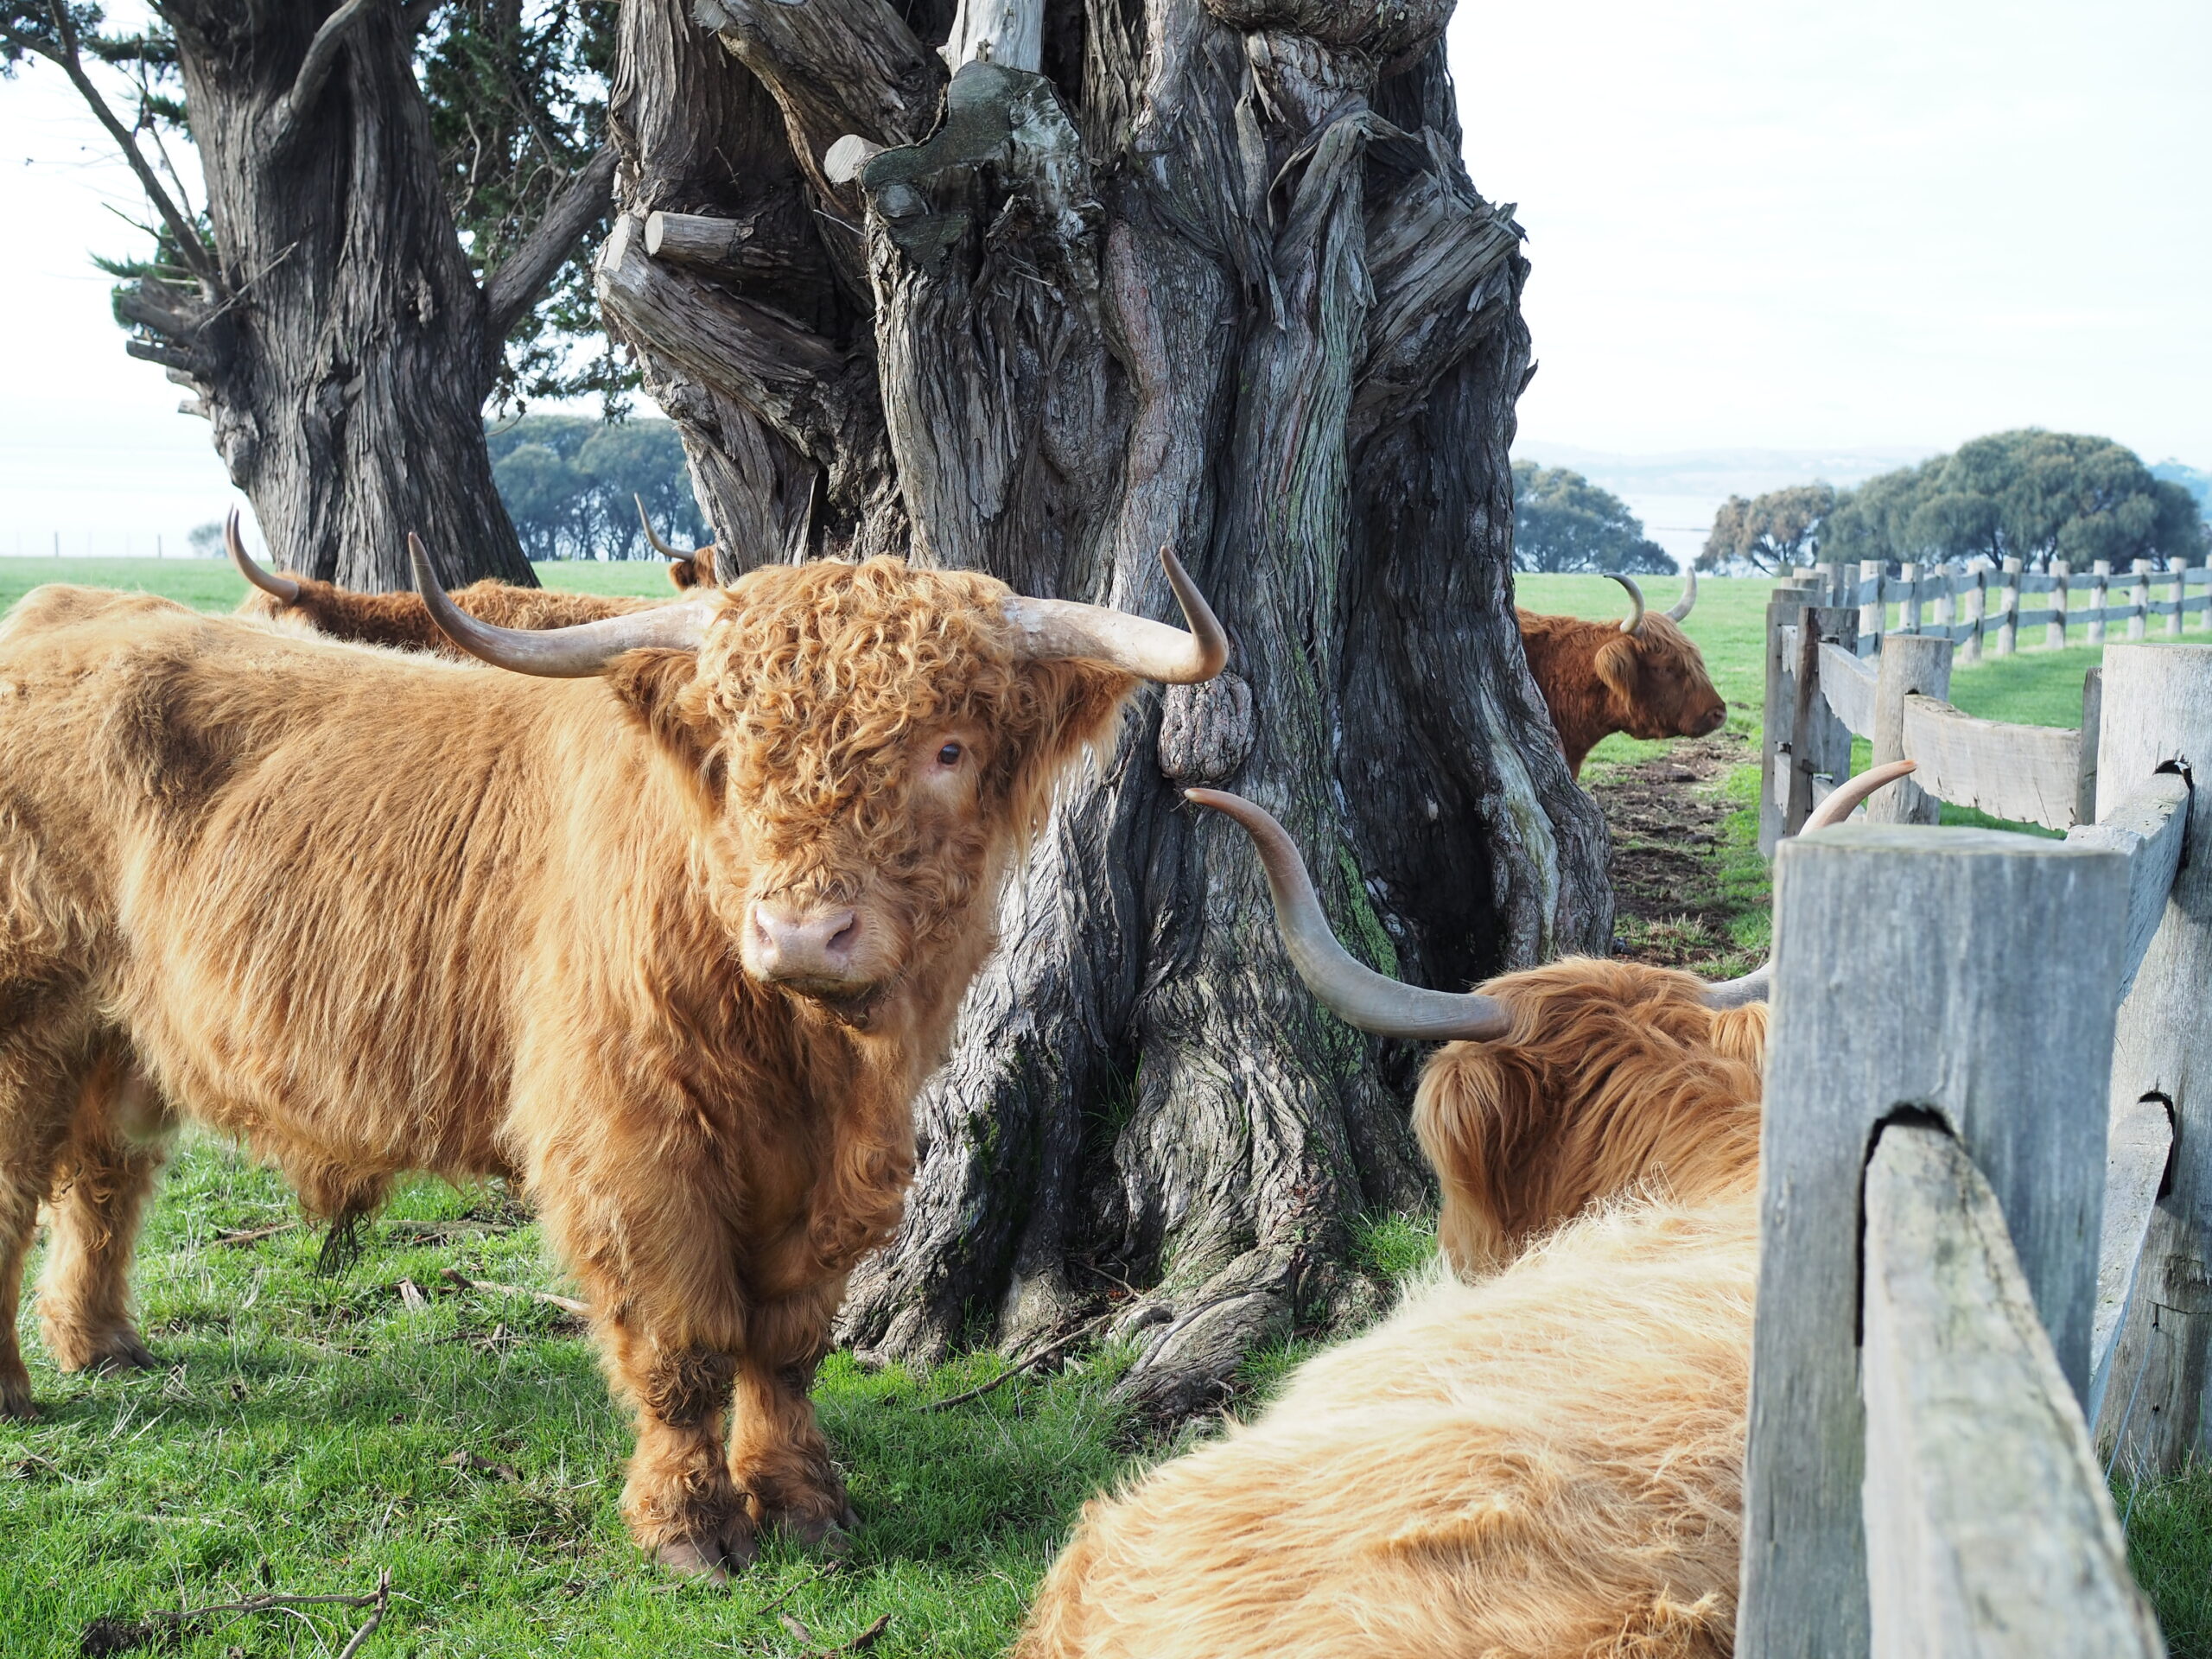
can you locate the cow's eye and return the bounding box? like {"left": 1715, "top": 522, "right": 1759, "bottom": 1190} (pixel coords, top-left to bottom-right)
{"left": 937, "top": 742, "right": 963, "bottom": 767}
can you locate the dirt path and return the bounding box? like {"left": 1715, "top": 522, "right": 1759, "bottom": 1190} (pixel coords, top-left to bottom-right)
{"left": 1582, "top": 733, "right": 1766, "bottom": 976}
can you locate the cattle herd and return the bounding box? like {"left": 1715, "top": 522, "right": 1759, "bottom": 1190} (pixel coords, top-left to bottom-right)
{"left": 0, "top": 519, "right": 1801, "bottom": 1645}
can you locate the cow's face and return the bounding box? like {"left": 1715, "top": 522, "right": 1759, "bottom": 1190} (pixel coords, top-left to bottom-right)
{"left": 687, "top": 559, "right": 1129, "bottom": 1020}
{"left": 1592, "top": 613, "right": 1726, "bottom": 741}
{"left": 409, "top": 538, "right": 1222, "bottom": 1027}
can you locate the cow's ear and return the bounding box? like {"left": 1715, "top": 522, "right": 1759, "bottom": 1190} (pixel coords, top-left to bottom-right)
{"left": 1592, "top": 635, "right": 1642, "bottom": 702}
{"left": 605, "top": 648, "right": 723, "bottom": 789}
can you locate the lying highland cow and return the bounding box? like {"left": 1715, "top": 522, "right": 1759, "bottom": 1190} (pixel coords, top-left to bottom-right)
{"left": 1016, "top": 766, "right": 1910, "bottom": 1659}
{"left": 1519, "top": 570, "right": 1726, "bottom": 775}
{"left": 228, "top": 506, "right": 696, "bottom": 654}
{"left": 0, "top": 541, "right": 1223, "bottom": 1580}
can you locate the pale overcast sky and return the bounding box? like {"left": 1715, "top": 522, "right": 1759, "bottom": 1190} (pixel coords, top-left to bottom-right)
{"left": 0, "top": 0, "right": 2204, "bottom": 553}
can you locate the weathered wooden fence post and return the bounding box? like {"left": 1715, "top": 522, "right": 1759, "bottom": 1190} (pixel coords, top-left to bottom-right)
{"left": 1858, "top": 559, "right": 1885, "bottom": 658}
{"left": 1996, "top": 556, "right": 2023, "bottom": 655}
{"left": 2075, "top": 666, "right": 2103, "bottom": 831}
{"left": 1861, "top": 1122, "right": 2166, "bottom": 1656}
{"left": 2089, "top": 560, "right": 2112, "bottom": 647}
{"left": 1960, "top": 565, "right": 1985, "bottom": 664}
{"left": 1737, "top": 825, "right": 2129, "bottom": 1658}
{"left": 1866, "top": 634, "right": 1953, "bottom": 826}
{"left": 1900, "top": 560, "right": 1923, "bottom": 634}
{"left": 2168, "top": 560, "right": 2189, "bottom": 639}
{"left": 1931, "top": 562, "right": 1956, "bottom": 640}
{"left": 2050, "top": 557, "right": 2072, "bottom": 651}
{"left": 2093, "top": 643, "right": 2212, "bottom": 1478}
{"left": 2130, "top": 559, "right": 2153, "bottom": 641}
{"left": 1786, "top": 606, "right": 1859, "bottom": 834}
{"left": 1762, "top": 580, "right": 1818, "bottom": 855}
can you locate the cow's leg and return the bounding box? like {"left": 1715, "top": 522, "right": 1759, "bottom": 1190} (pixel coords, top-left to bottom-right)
{"left": 728, "top": 1284, "right": 855, "bottom": 1548}
{"left": 37, "top": 1055, "right": 168, "bottom": 1374}
{"left": 527, "top": 1170, "right": 754, "bottom": 1580}
{"left": 0, "top": 1000, "right": 93, "bottom": 1419}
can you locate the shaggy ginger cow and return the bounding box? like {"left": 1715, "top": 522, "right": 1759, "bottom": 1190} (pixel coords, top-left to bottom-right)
{"left": 1520, "top": 570, "right": 1726, "bottom": 775}
{"left": 228, "top": 505, "right": 707, "bottom": 653}
{"left": 0, "top": 542, "right": 1223, "bottom": 1580}
{"left": 1018, "top": 768, "right": 1910, "bottom": 1659}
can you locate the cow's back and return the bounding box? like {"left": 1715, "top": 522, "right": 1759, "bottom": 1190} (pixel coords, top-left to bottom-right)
{"left": 0, "top": 601, "right": 677, "bottom": 1180}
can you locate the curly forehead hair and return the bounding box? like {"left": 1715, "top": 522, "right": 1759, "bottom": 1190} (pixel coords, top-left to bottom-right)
{"left": 698, "top": 558, "right": 1130, "bottom": 873}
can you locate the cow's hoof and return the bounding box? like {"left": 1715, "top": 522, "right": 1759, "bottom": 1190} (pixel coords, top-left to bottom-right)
{"left": 654, "top": 1520, "right": 756, "bottom": 1584}
{"left": 0, "top": 1372, "right": 34, "bottom": 1421}
{"left": 45, "top": 1325, "right": 159, "bottom": 1376}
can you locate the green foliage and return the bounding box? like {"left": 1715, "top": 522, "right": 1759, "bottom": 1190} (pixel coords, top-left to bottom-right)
{"left": 2152, "top": 461, "right": 2211, "bottom": 513}
{"left": 1698, "top": 483, "right": 1838, "bottom": 574}
{"left": 1759, "top": 433, "right": 2206, "bottom": 574}
{"left": 1512, "top": 463, "right": 1675, "bottom": 575}
{"left": 485, "top": 416, "right": 709, "bottom": 560}
{"left": 421, "top": 0, "right": 627, "bottom": 412}
{"left": 0, "top": 0, "right": 623, "bottom": 413}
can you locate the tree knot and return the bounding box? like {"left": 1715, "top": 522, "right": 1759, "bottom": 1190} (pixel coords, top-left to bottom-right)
{"left": 1156, "top": 672, "right": 1255, "bottom": 785}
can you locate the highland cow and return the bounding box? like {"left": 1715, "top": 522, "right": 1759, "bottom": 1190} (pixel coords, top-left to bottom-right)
{"left": 1519, "top": 571, "right": 1726, "bottom": 775}
{"left": 1014, "top": 766, "right": 1911, "bottom": 1659}
{"left": 0, "top": 542, "right": 1224, "bottom": 1581}
{"left": 228, "top": 506, "right": 701, "bottom": 656}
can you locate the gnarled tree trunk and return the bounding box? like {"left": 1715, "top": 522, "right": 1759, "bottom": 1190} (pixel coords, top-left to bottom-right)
{"left": 122, "top": 1, "right": 613, "bottom": 588}
{"left": 601, "top": 0, "right": 1610, "bottom": 1411}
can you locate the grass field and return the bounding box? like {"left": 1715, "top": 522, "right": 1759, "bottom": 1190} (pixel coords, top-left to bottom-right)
{"left": 3, "top": 560, "right": 2204, "bottom": 1655}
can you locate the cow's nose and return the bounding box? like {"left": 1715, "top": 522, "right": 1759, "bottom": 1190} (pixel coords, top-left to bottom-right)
{"left": 1697, "top": 703, "right": 1727, "bottom": 734}
{"left": 750, "top": 900, "right": 861, "bottom": 982}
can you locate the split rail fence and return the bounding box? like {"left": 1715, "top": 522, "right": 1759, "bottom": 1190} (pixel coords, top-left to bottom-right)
{"left": 1733, "top": 643, "right": 2212, "bottom": 1656}
{"left": 1759, "top": 579, "right": 2103, "bottom": 853}
{"left": 1781, "top": 555, "right": 2208, "bottom": 664}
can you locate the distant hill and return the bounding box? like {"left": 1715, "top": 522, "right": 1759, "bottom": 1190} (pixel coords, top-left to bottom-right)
{"left": 2152, "top": 460, "right": 2211, "bottom": 511}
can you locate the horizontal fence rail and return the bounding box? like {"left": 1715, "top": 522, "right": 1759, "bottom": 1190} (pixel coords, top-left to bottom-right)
{"left": 1794, "top": 557, "right": 2208, "bottom": 662}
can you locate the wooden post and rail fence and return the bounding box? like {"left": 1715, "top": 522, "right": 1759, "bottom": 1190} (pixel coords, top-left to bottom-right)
{"left": 1733, "top": 643, "right": 2212, "bottom": 1656}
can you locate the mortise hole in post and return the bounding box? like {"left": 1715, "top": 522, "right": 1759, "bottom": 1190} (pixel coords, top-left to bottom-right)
{"left": 1854, "top": 1104, "right": 1955, "bottom": 1347}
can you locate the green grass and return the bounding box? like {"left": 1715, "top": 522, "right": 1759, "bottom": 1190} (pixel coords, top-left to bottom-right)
{"left": 3, "top": 1138, "right": 1146, "bottom": 1659}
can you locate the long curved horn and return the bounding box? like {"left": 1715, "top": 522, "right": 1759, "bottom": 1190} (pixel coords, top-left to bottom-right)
{"left": 227, "top": 507, "right": 301, "bottom": 605}
{"left": 1609, "top": 572, "right": 1646, "bottom": 634}
{"left": 409, "top": 532, "right": 715, "bottom": 677}
{"left": 1665, "top": 566, "right": 1698, "bottom": 622}
{"left": 1186, "top": 789, "right": 1512, "bottom": 1042}
{"left": 634, "top": 494, "right": 690, "bottom": 561}
{"left": 1701, "top": 760, "right": 1917, "bottom": 1008}
{"left": 1001, "top": 545, "right": 1228, "bottom": 685}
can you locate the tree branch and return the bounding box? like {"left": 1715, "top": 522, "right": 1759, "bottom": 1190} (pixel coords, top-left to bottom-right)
{"left": 482, "top": 144, "right": 615, "bottom": 341}
{"left": 11, "top": 4, "right": 223, "bottom": 289}
{"left": 694, "top": 0, "right": 943, "bottom": 203}
{"left": 596, "top": 210, "right": 890, "bottom": 494}
{"left": 275, "top": 0, "right": 385, "bottom": 149}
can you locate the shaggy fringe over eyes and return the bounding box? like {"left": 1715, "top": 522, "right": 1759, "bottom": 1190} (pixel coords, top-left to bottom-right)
{"left": 693, "top": 557, "right": 1131, "bottom": 930}
{"left": 1414, "top": 958, "right": 1766, "bottom": 1279}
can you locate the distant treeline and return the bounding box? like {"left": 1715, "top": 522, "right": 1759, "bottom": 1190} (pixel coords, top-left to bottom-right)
{"left": 1697, "top": 429, "right": 2206, "bottom": 575}
{"left": 486, "top": 416, "right": 711, "bottom": 561}
{"left": 1510, "top": 462, "right": 1675, "bottom": 575}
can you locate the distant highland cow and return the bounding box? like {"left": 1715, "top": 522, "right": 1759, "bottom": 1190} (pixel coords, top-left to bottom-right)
{"left": 1518, "top": 571, "right": 1726, "bottom": 775}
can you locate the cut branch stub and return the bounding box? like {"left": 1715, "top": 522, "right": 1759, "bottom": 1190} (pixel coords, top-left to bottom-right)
{"left": 859, "top": 61, "right": 1098, "bottom": 272}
